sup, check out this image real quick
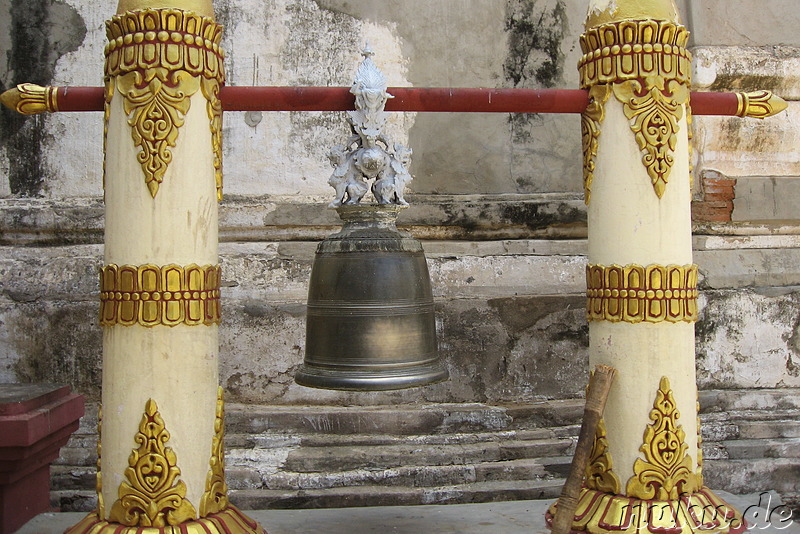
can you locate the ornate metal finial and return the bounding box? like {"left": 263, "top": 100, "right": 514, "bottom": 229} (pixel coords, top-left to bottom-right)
{"left": 326, "top": 45, "right": 412, "bottom": 208}
{"left": 735, "top": 90, "right": 789, "bottom": 119}
{"left": 0, "top": 83, "right": 59, "bottom": 115}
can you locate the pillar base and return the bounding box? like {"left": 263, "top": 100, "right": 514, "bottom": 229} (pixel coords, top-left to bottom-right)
{"left": 546, "top": 487, "right": 746, "bottom": 534}
{"left": 65, "top": 506, "right": 266, "bottom": 534}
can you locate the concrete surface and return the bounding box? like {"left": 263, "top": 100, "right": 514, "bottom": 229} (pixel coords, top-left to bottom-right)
{"left": 17, "top": 492, "right": 800, "bottom": 534}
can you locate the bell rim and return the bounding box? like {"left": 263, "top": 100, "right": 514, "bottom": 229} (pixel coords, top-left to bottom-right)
{"left": 295, "top": 362, "right": 449, "bottom": 392}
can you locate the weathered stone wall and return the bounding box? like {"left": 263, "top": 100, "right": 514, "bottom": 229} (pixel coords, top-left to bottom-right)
{"left": 1, "top": 0, "right": 799, "bottom": 405}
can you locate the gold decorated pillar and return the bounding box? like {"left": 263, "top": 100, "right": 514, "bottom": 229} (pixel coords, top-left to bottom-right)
{"left": 549, "top": 1, "right": 744, "bottom": 533}
{"left": 67, "top": 1, "right": 263, "bottom": 532}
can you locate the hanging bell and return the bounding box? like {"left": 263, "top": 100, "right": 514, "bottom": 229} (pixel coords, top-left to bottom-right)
{"left": 296, "top": 205, "right": 448, "bottom": 391}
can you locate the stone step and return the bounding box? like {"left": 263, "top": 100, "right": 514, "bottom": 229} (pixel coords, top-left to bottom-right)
{"left": 699, "top": 388, "right": 800, "bottom": 413}
{"left": 225, "top": 457, "right": 573, "bottom": 492}
{"left": 228, "top": 479, "right": 566, "bottom": 510}
{"left": 702, "top": 411, "right": 800, "bottom": 441}
{"left": 51, "top": 451, "right": 574, "bottom": 494}
{"left": 703, "top": 438, "right": 800, "bottom": 460}
{"left": 703, "top": 458, "right": 800, "bottom": 497}
{"left": 274, "top": 438, "right": 574, "bottom": 473}
{"left": 225, "top": 403, "right": 539, "bottom": 436}
{"left": 226, "top": 428, "right": 560, "bottom": 450}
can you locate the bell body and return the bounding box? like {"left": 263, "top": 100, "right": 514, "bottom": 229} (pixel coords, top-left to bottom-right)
{"left": 297, "top": 205, "right": 447, "bottom": 391}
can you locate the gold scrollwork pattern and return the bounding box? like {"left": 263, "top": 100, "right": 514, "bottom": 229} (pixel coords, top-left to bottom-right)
{"left": 100, "top": 264, "right": 222, "bottom": 327}
{"left": 582, "top": 84, "right": 611, "bottom": 205}
{"left": 580, "top": 20, "right": 691, "bottom": 199}
{"left": 104, "top": 8, "right": 225, "bottom": 199}
{"left": 546, "top": 486, "right": 744, "bottom": 534}
{"left": 586, "top": 264, "right": 698, "bottom": 324}
{"left": 201, "top": 77, "right": 224, "bottom": 201}
{"left": 578, "top": 20, "right": 691, "bottom": 90}
{"left": 109, "top": 399, "right": 197, "bottom": 527}
{"left": 66, "top": 507, "right": 265, "bottom": 534}
{"left": 200, "top": 387, "right": 230, "bottom": 516}
{"left": 626, "top": 377, "right": 702, "bottom": 501}
{"left": 612, "top": 78, "right": 689, "bottom": 198}
{"left": 584, "top": 417, "right": 621, "bottom": 494}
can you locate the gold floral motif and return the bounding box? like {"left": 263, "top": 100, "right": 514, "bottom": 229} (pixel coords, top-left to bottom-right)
{"left": 578, "top": 20, "right": 691, "bottom": 90}
{"left": 578, "top": 20, "right": 692, "bottom": 89}
{"left": 104, "top": 8, "right": 225, "bottom": 199}
{"left": 116, "top": 69, "right": 201, "bottom": 197}
{"left": 546, "top": 486, "right": 743, "bottom": 534}
{"left": 582, "top": 85, "right": 611, "bottom": 205}
{"left": 102, "top": 78, "right": 115, "bottom": 191}
{"left": 612, "top": 78, "right": 690, "bottom": 198}
{"left": 626, "top": 377, "right": 702, "bottom": 501}
{"left": 200, "top": 387, "right": 230, "bottom": 516}
{"left": 104, "top": 9, "right": 224, "bottom": 81}
{"left": 580, "top": 19, "right": 691, "bottom": 198}
{"left": 65, "top": 506, "right": 265, "bottom": 534}
{"left": 109, "top": 399, "right": 197, "bottom": 526}
{"left": 584, "top": 417, "right": 621, "bottom": 494}
{"left": 99, "top": 264, "right": 222, "bottom": 327}
{"left": 97, "top": 406, "right": 105, "bottom": 519}
{"left": 586, "top": 264, "right": 698, "bottom": 324}
{"left": 201, "top": 77, "right": 224, "bottom": 201}
{"left": 736, "top": 90, "right": 789, "bottom": 119}
{"left": 0, "top": 83, "right": 59, "bottom": 115}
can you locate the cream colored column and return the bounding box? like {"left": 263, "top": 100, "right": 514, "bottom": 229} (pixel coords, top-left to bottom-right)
{"left": 66, "top": 2, "right": 263, "bottom": 533}
{"left": 549, "top": 1, "right": 743, "bottom": 533}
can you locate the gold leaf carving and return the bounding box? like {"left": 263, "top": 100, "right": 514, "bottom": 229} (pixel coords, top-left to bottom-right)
{"left": 201, "top": 77, "right": 224, "bottom": 201}
{"left": 116, "top": 69, "right": 201, "bottom": 198}
{"left": 104, "top": 8, "right": 225, "bottom": 199}
{"left": 612, "top": 78, "right": 690, "bottom": 198}
{"left": 200, "top": 386, "right": 230, "bottom": 516}
{"left": 102, "top": 77, "right": 115, "bottom": 192}
{"left": 547, "top": 486, "right": 743, "bottom": 534}
{"left": 99, "top": 263, "right": 222, "bottom": 328}
{"left": 66, "top": 506, "right": 265, "bottom": 534}
{"left": 586, "top": 264, "right": 698, "bottom": 324}
{"left": 109, "top": 399, "right": 197, "bottom": 526}
{"left": 579, "top": 20, "right": 692, "bottom": 90}
{"left": 626, "top": 377, "right": 701, "bottom": 501}
{"left": 582, "top": 85, "right": 611, "bottom": 205}
{"left": 584, "top": 417, "right": 621, "bottom": 494}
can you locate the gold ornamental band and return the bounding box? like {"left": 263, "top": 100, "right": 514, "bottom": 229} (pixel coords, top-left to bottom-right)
{"left": 105, "top": 9, "right": 224, "bottom": 80}
{"left": 578, "top": 20, "right": 691, "bottom": 89}
{"left": 586, "top": 264, "right": 698, "bottom": 323}
{"left": 100, "top": 264, "right": 221, "bottom": 327}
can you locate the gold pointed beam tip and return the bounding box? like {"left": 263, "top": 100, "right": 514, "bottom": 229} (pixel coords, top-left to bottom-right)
{"left": 0, "top": 83, "right": 58, "bottom": 115}
{"left": 736, "top": 90, "right": 789, "bottom": 119}
{"left": 0, "top": 87, "right": 22, "bottom": 112}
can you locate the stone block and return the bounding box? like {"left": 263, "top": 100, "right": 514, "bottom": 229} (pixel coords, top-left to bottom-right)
{"left": 0, "top": 384, "right": 84, "bottom": 533}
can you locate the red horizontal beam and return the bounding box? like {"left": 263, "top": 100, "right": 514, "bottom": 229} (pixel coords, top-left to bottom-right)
{"left": 55, "top": 85, "right": 740, "bottom": 115}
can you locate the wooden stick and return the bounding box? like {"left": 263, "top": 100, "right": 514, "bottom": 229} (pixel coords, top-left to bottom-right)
{"left": 551, "top": 364, "right": 617, "bottom": 534}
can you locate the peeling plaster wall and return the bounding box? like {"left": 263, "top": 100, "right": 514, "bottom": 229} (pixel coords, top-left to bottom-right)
{"left": 1, "top": 0, "right": 800, "bottom": 411}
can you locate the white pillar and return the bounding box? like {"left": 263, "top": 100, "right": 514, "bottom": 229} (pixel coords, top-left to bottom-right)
{"left": 67, "top": 2, "right": 263, "bottom": 532}
{"left": 550, "top": 1, "right": 744, "bottom": 533}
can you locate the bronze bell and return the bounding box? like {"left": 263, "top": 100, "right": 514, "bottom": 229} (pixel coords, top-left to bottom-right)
{"left": 296, "top": 204, "right": 448, "bottom": 391}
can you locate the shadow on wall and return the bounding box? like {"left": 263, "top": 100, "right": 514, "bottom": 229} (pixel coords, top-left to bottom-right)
{"left": 0, "top": 0, "right": 86, "bottom": 196}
